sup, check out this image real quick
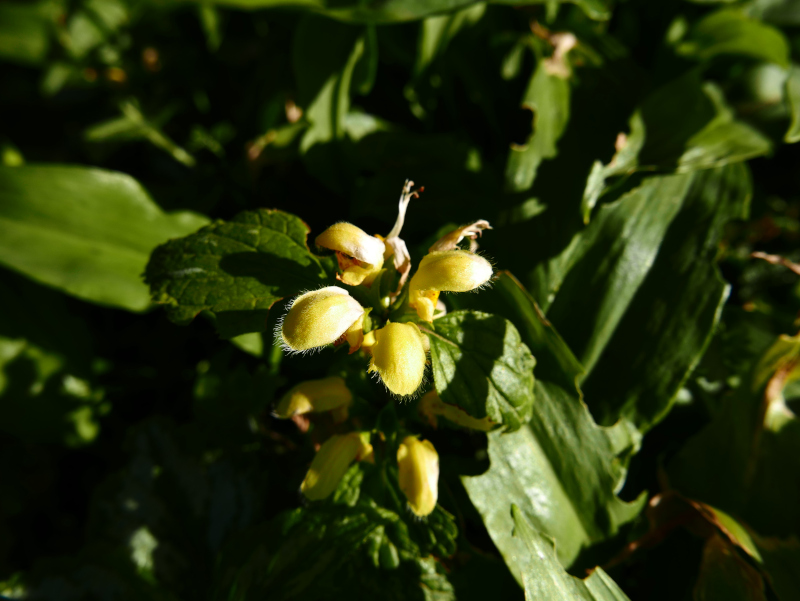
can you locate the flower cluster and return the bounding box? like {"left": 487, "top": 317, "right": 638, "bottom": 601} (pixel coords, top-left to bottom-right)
{"left": 273, "top": 181, "right": 494, "bottom": 516}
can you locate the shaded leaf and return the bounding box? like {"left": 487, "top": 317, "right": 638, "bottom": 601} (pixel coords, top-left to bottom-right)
{"left": 0, "top": 165, "right": 208, "bottom": 312}
{"left": 785, "top": 65, "right": 800, "bottom": 144}
{"left": 677, "top": 8, "right": 790, "bottom": 67}
{"left": 694, "top": 534, "right": 768, "bottom": 601}
{"left": 428, "top": 310, "right": 535, "bottom": 432}
{"left": 505, "top": 61, "right": 571, "bottom": 193}
{"left": 145, "top": 209, "right": 333, "bottom": 339}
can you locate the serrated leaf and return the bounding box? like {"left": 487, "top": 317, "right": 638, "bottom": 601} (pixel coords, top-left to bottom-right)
{"left": 0, "top": 165, "right": 208, "bottom": 312}
{"left": 676, "top": 8, "right": 790, "bottom": 67}
{"left": 505, "top": 61, "right": 571, "bottom": 193}
{"left": 510, "top": 505, "right": 632, "bottom": 600}
{"left": 215, "top": 499, "right": 454, "bottom": 601}
{"left": 145, "top": 209, "right": 333, "bottom": 339}
{"left": 428, "top": 310, "right": 535, "bottom": 432}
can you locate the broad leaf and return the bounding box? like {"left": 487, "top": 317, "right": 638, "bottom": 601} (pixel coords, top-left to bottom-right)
{"left": 0, "top": 1, "right": 54, "bottom": 65}
{"left": 676, "top": 8, "right": 790, "bottom": 67}
{"left": 0, "top": 165, "right": 208, "bottom": 312}
{"left": 511, "top": 505, "right": 632, "bottom": 600}
{"left": 462, "top": 283, "right": 645, "bottom": 574}
{"left": 505, "top": 60, "right": 571, "bottom": 193}
{"left": 428, "top": 310, "right": 535, "bottom": 432}
{"left": 145, "top": 209, "right": 333, "bottom": 339}
{"left": 537, "top": 165, "right": 750, "bottom": 431}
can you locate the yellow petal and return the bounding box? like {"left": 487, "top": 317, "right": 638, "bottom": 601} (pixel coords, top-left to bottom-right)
{"left": 280, "top": 287, "right": 364, "bottom": 352}
{"left": 301, "top": 432, "right": 373, "bottom": 501}
{"left": 368, "top": 322, "right": 427, "bottom": 397}
{"left": 409, "top": 250, "right": 493, "bottom": 294}
{"left": 418, "top": 389, "right": 495, "bottom": 431}
{"left": 397, "top": 436, "right": 439, "bottom": 517}
{"left": 316, "top": 222, "right": 385, "bottom": 266}
{"left": 273, "top": 376, "right": 353, "bottom": 419}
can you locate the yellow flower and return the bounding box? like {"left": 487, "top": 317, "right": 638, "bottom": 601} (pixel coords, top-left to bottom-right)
{"left": 273, "top": 376, "right": 353, "bottom": 420}
{"left": 280, "top": 287, "right": 365, "bottom": 352}
{"left": 367, "top": 322, "right": 427, "bottom": 397}
{"left": 301, "top": 432, "right": 373, "bottom": 501}
{"left": 316, "top": 222, "right": 385, "bottom": 286}
{"left": 397, "top": 436, "right": 439, "bottom": 517}
{"left": 418, "top": 390, "right": 495, "bottom": 431}
{"left": 408, "top": 250, "right": 493, "bottom": 322}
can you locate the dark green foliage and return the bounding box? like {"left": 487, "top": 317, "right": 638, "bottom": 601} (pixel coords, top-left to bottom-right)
{"left": 2, "top": 0, "right": 800, "bottom": 599}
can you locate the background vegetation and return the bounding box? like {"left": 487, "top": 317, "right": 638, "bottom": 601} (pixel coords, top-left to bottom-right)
{"left": 1, "top": 0, "right": 800, "bottom": 598}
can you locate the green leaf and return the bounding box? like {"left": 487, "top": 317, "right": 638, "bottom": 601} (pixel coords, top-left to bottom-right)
{"left": 145, "top": 209, "right": 333, "bottom": 339}
{"left": 462, "top": 287, "right": 645, "bottom": 574}
{"left": 177, "top": 0, "right": 609, "bottom": 23}
{"left": 505, "top": 61, "right": 571, "bottom": 193}
{"left": 412, "top": 3, "right": 486, "bottom": 77}
{"left": 578, "top": 164, "right": 750, "bottom": 430}
{"left": 676, "top": 8, "right": 790, "bottom": 67}
{"left": 0, "top": 165, "right": 208, "bottom": 312}
{"left": 510, "top": 505, "right": 632, "bottom": 600}
{"left": 785, "top": 65, "right": 800, "bottom": 143}
{"left": 0, "top": 0, "right": 55, "bottom": 66}
{"left": 215, "top": 500, "right": 454, "bottom": 601}
{"left": 529, "top": 165, "right": 751, "bottom": 431}
{"left": 85, "top": 101, "right": 196, "bottom": 168}
{"left": 428, "top": 310, "right": 535, "bottom": 432}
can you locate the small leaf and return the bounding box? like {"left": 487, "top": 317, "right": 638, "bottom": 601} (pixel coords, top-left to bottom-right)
{"left": 785, "top": 65, "right": 800, "bottom": 143}
{"left": 146, "top": 209, "right": 334, "bottom": 339}
{"left": 428, "top": 310, "right": 535, "bottom": 432}
{"left": 0, "top": 165, "right": 208, "bottom": 312}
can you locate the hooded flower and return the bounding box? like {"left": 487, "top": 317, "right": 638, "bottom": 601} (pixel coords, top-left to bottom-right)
{"left": 316, "top": 222, "right": 386, "bottom": 286}
{"left": 408, "top": 250, "right": 493, "bottom": 322}
{"left": 273, "top": 376, "right": 353, "bottom": 421}
{"left": 397, "top": 436, "right": 439, "bottom": 517}
{"left": 418, "top": 389, "right": 495, "bottom": 431}
{"left": 367, "top": 322, "right": 427, "bottom": 397}
{"left": 280, "top": 286, "right": 365, "bottom": 352}
{"left": 301, "top": 432, "right": 373, "bottom": 501}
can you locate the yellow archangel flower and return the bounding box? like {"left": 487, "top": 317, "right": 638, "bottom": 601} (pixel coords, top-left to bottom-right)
{"left": 417, "top": 390, "right": 495, "bottom": 431}
{"left": 397, "top": 436, "right": 439, "bottom": 517}
{"left": 408, "top": 250, "right": 493, "bottom": 322}
{"left": 301, "top": 432, "right": 373, "bottom": 501}
{"left": 273, "top": 376, "right": 353, "bottom": 422}
{"left": 280, "top": 286, "right": 365, "bottom": 353}
{"left": 316, "top": 222, "right": 386, "bottom": 286}
{"left": 367, "top": 322, "right": 428, "bottom": 398}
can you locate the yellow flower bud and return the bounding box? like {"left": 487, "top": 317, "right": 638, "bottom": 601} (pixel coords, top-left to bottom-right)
{"left": 397, "top": 436, "right": 439, "bottom": 517}
{"left": 273, "top": 376, "right": 352, "bottom": 419}
{"left": 367, "top": 322, "right": 427, "bottom": 398}
{"left": 280, "top": 287, "right": 365, "bottom": 352}
{"left": 316, "top": 223, "right": 385, "bottom": 286}
{"left": 409, "top": 250, "right": 493, "bottom": 322}
{"left": 418, "top": 390, "right": 495, "bottom": 431}
{"left": 301, "top": 432, "right": 373, "bottom": 501}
